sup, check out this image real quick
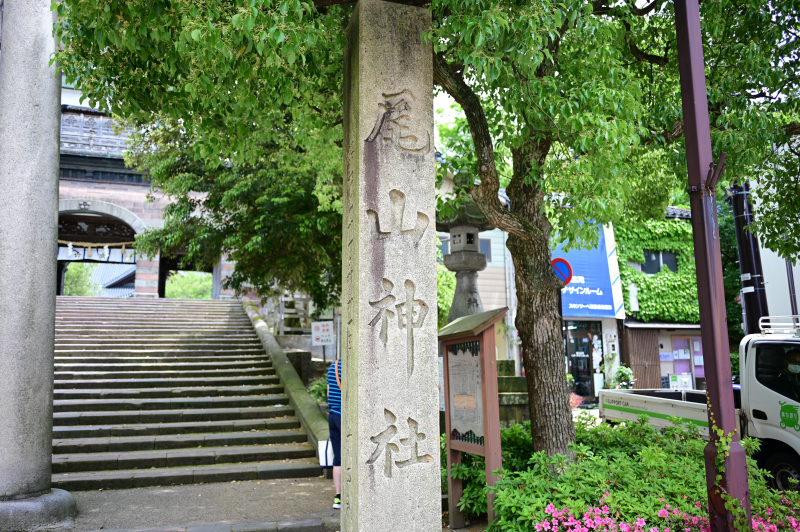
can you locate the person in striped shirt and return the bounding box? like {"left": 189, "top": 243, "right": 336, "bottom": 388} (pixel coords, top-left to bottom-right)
{"left": 327, "top": 359, "right": 342, "bottom": 509}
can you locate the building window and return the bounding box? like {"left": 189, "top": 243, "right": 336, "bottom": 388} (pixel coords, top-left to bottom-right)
{"left": 479, "top": 239, "right": 492, "bottom": 262}
{"left": 437, "top": 239, "right": 449, "bottom": 262}
{"left": 641, "top": 250, "right": 678, "bottom": 274}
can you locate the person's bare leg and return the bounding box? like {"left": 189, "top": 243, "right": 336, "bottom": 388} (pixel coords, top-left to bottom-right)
{"left": 333, "top": 465, "right": 341, "bottom": 494}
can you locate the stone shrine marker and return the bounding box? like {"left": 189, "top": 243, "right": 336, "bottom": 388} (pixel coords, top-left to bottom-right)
{"left": 341, "top": 0, "right": 440, "bottom": 530}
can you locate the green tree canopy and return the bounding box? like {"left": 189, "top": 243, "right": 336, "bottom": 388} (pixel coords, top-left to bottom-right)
{"left": 128, "top": 119, "right": 343, "bottom": 309}
{"left": 62, "top": 262, "right": 102, "bottom": 297}
{"left": 56, "top": 0, "right": 800, "bottom": 454}
{"left": 165, "top": 271, "right": 213, "bottom": 299}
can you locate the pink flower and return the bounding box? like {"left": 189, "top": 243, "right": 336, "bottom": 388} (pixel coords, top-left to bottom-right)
{"left": 658, "top": 510, "right": 669, "bottom": 519}
{"left": 695, "top": 502, "right": 702, "bottom": 508}
{"left": 637, "top": 519, "right": 647, "bottom": 528}
{"left": 621, "top": 524, "right": 630, "bottom": 532}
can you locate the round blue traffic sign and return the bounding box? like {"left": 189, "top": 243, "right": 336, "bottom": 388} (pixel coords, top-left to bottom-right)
{"left": 551, "top": 258, "right": 573, "bottom": 285}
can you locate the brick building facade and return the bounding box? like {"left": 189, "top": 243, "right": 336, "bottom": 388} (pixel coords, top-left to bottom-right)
{"left": 58, "top": 86, "right": 236, "bottom": 298}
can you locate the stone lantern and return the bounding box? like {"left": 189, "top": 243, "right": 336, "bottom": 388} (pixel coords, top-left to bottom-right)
{"left": 437, "top": 196, "right": 493, "bottom": 323}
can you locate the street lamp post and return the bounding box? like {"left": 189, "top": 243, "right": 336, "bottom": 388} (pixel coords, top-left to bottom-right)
{"left": 674, "top": 0, "right": 751, "bottom": 528}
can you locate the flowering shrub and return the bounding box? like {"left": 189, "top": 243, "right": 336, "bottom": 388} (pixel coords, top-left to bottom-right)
{"left": 441, "top": 413, "right": 800, "bottom": 530}
{"left": 570, "top": 392, "right": 584, "bottom": 409}
{"left": 529, "top": 494, "right": 800, "bottom": 532}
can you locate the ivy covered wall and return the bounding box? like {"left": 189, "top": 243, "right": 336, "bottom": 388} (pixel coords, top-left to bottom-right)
{"left": 615, "top": 207, "right": 744, "bottom": 348}
{"left": 616, "top": 219, "right": 700, "bottom": 324}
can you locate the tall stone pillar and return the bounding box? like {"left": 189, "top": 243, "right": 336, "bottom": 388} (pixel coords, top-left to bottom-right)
{"left": 0, "top": 0, "right": 78, "bottom": 529}
{"left": 341, "top": 1, "right": 440, "bottom": 530}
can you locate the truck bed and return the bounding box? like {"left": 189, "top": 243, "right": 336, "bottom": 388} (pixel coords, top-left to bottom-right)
{"left": 599, "top": 389, "right": 742, "bottom": 439}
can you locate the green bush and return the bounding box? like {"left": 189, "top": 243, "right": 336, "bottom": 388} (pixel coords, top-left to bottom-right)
{"left": 307, "top": 377, "right": 327, "bottom": 404}
{"left": 731, "top": 351, "right": 741, "bottom": 378}
{"left": 612, "top": 365, "right": 635, "bottom": 389}
{"left": 63, "top": 262, "right": 101, "bottom": 296}
{"left": 442, "top": 414, "right": 800, "bottom": 530}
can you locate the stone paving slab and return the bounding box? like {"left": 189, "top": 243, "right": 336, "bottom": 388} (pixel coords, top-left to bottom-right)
{"left": 53, "top": 417, "right": 300, "bottom": 438}
{"left": 54, "top": 384, "right": 283, "bottom": 400}
{"left": 67, "top": 478, "right": 337, "bottom": 531}
{"left": 54, "top": 394, "right": 287, "bottom": 413}
{"left": 54, "top": 458, "right": 322, "bottom": 491}
{"left": 53, "top": 443, "right": 315, "bottom": 473}
{"left": 54, "top": 376, "right": 280, "bottom": 389}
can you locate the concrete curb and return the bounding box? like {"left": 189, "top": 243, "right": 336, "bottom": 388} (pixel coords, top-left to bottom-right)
{"left": 91, "top": 516, "right": 341, "bottom": 532}
{"left": 241, "top": 302, "right": 330, "bottom": 457}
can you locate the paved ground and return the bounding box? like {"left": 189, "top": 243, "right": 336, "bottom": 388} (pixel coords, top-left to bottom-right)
{"left": 70, "top": 478, "right": 338, "bottom": 531}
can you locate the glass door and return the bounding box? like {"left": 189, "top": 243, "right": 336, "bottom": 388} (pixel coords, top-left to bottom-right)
{"left": 566, "top": 321, "right": 602, "bottom": 397}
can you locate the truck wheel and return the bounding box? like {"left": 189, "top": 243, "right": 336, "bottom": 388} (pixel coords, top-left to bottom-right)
{"left": 765, "top": 453, "right": 800, "bottom": 491}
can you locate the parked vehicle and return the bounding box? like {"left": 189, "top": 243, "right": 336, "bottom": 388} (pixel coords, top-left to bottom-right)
{"left": 600, "top": 316, "right": 800, "bottom": 491}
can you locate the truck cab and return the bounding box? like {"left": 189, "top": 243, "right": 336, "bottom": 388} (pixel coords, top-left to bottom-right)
{"left": 740, "top": 316, "right": 800, "bottom": 490}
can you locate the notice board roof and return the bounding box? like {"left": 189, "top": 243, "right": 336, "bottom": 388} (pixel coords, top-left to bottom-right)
{"left": 438, "top": 307, "right": 508, "bottom": 341}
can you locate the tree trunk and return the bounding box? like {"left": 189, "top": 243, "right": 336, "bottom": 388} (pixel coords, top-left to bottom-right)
{"left": 432, "top": 53, "right": 575, "bottom": 455}
{"left": 509, "top": 232, "right": 575, "bottom": 454}
{"left": 506, "top": 145, "right": 575, "bottom": 456}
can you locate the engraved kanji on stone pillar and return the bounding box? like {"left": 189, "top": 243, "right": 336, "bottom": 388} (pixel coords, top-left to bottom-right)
{"left": 341, "top": 0, "right": 439, "bottom": 530}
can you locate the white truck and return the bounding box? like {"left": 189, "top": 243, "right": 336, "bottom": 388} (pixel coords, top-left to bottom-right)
{"left": 599, "top": 316, "right": 800, "bottom": 491}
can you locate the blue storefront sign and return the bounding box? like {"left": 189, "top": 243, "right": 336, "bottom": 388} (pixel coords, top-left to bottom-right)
{"left": 552, "top": 228, "right": 623, "bottom": 319}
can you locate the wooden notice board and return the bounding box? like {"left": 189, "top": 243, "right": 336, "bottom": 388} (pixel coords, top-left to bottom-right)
{"left": 439, "top": 307, "right": 507, "bottom": 527}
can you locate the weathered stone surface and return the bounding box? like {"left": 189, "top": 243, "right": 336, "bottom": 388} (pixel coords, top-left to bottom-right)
{"left": 0, "top": 489, "right": 77, "bottom": 532}
{"left": 496, "top": 360, "right": 516, "bottom": 377}
{"left": 342, "top": 1, "right": 440, "bottom": 530}
{"left": 447, "top": 270, "right": 485, "bottom": 322}
{"left": 0, "top": 0, "right": 77, "bottom": 527}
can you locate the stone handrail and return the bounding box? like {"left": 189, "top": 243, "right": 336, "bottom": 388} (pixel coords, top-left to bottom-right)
{"left": 242, "top": 301, "right": 330, "bottom": 456}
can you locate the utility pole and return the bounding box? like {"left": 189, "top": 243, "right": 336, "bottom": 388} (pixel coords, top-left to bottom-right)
{"left": 728, "top": 182, "right": 769, "bottom": 335}
{"left": 787, "top": 260, "right": 799, "bottom": 316}
{"left": 674, "top": 1, "right": 751, "bottom": 529}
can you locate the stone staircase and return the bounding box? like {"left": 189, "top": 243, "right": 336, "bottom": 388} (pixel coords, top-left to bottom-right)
{"left": 52, "top": 296, "right": 319, "bottom": 491}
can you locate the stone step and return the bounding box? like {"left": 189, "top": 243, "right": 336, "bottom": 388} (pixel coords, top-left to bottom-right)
{"left": 55, "top": 299, "right": 244, "bottom": 306}
{"left": 55, "top": 337, "right": 262, "bottom": 345}
{"left": 54, "top": 309, "right": 247, "bottom": 315}
{"left": 52, "top": 443, "right": 315, "bottom": 474}
{"left": 55, "top": 311, "right": 250, "bottom": 317}
{"left": 52, "top": 457, "right": 321, "bottom": 491}
{"left": 53, "top": 350, "right": 265, "bottom": 359}
{"left": 55, "top": 326, "right": 256, "bottom": 332}
{"left": 55, "top": 301, "right": 245, "bottom": 307}
{"left": 55, "top": 327, "right": 258, "bottom": 334}
{"left": 54, "top": 384, "right": 283, "bottom": 400}
{"left": 55, "top": 367, "right": 275, "bottom": 380}
{"left": 55, "top": 312, "right": 250, "bottom": 319}
{"left": 57, "top": 296, "right": 240, "bottom": 302}
{"left": 54, "top": 375, "right": 279, "bottom": 389}
{"left": 55, "top": 360, "right": 272, "bottom": 372}
{"left": 55, "top": 331, "right": 258, "bottom": 342}
{"left": 53, "top": 405, "right": 294, "bottom": 426}
{"left": 53, "top": 417, "right": 300, "bottom": 439}
{"left": 55, "top": 314, "right": 251, "bottom": 320}
{"left": 55, "top": 319, "right": 254, "bottom": 326}
{"left": 52, "top": 428, "right": 308, "bottom": 454}
{"left": 54, "top": 354, "right": 269, "bottom": 364}
{"left": 54, "top": 349, "right": 267, "bottom": 359}
{"left": 54, "top": 394, "right": 288, "bottom": 412}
